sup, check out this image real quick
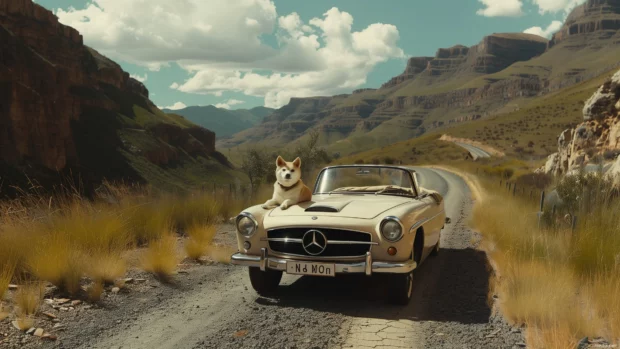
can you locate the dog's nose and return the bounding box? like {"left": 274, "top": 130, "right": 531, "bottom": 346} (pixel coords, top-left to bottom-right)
{"left": 285, "top": 173, "right": 291, "bottom": 179}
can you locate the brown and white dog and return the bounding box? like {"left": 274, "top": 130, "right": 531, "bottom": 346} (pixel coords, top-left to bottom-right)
{"left": 262, "top": 156, "right": 312, "bottom": 210}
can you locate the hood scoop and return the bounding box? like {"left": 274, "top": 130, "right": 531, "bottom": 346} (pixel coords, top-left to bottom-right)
{"left": 304, "top": 201, "right": 351, "bottom": 213}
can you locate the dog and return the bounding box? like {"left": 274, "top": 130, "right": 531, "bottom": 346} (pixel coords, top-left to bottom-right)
{"left": 262, "top": 156, "right": 312, "bottom": 210}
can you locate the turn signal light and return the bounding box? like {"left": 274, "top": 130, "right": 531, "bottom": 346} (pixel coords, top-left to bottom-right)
{"left": 387, "top": 247, "right": 397, "bottom": 256}
{"left": 243, "top": 241, "right": 251, "bottom": 250}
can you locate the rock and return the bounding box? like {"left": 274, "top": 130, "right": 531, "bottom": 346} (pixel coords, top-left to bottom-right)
{"left": 33, "top": 328, "right": 44, "bottom": 337}
{"left": 42, "top": 312, "right": 57, "bottom": 319}
{"left": 71, "top": 300, "right": 82, "bottom": 306}
{"left": 43, "top": 299, "right": 54, "bottom": 305}
{"left": 11, "top": 321, "right": 22, "bottom": 331}
{"left": 59, "top": 307, "right": 69, "bottom": 311}
{"left": 123, "top": 278, "right": 134, "bottom": 284}
{"left": 55, "top": 298, "right": 71, "bottom": 305}
{"left": 544, "top": 153, "right": 559, "bottom": 174}
{"left": 26, "top": 328, "right": 35, "bottom": 335}
{"left": 8, "top": 284, "right": 18, "bottom": 290}
{"left": 42, "top": 333, "right": 57, "bottom": 341}
{"left": 111, "top": 287, "right": 120, "bottom": 294}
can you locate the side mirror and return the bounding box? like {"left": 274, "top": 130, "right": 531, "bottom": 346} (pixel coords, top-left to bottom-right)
{"left": 445, "top": 217, "right": 452, "bottom": 224}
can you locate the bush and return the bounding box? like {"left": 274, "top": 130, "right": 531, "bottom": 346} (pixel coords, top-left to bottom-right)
{"left": 141, "top": 233, "right": 179, "bottom": 281}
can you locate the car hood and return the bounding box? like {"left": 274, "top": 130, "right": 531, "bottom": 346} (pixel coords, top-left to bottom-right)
{"left": 267, "top": 194, "right": 412, "bottom": 220}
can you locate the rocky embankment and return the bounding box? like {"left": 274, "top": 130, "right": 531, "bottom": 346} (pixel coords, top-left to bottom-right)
{"left": 543, "top": 69, "right": 620, "bottom": 183}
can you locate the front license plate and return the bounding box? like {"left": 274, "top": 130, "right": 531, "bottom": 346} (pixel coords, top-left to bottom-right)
{"left": 286, "top": 261, "right": 336, "bottom": 277}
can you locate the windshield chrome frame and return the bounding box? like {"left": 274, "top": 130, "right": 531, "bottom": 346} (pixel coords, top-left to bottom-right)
{"left": 312, "top": 165, "right": 419, "bottom": 197}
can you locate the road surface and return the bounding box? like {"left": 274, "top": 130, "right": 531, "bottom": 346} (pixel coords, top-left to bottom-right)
{"left": 454, "top": 142, "right": 491, "bottom": 160}
{"left": 32, "top": 169, "right": 522, "bottom": 349}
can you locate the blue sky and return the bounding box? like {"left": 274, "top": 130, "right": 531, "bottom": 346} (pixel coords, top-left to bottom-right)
{"left": 37, "top": 0, "right": 576, "bottom": 110}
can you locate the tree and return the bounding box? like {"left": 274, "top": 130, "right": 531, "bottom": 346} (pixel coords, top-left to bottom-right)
{"left": 240, "top": 149, "right": 269, "bottom": 192}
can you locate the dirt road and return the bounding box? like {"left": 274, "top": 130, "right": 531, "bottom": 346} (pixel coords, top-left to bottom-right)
{"left": 28, "top": 168, "right": 523, "bottom": 349}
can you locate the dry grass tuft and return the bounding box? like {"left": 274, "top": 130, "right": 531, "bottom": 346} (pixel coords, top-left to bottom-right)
{"left": 206, "top": 244, "right": 237, "bottom": 264}
{"left": 185, "top": 224, "right": 217, "bottom": 261}
{"left": 88, "top": 280, "right": 104, "bottom": 302}
{"left": 474, "top": 175, "right": 620, "bottom": 348}
{"left": 141, "top": 232, "right": 179, "bottom": 281}
{"left": 0, "top": 259, "right": 16, "bottom": 301}
{"left": 14, "top": 281, "right": 44, "bottom": 321}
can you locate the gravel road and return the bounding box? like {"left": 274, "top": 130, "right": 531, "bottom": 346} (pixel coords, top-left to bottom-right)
{"left": 3, "top": 168, "right": 524, "bottom": 349}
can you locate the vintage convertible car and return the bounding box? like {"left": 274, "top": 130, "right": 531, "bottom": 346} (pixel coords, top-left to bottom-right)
{"left": 231, "top": 165, "right": 449, "bottom": 304}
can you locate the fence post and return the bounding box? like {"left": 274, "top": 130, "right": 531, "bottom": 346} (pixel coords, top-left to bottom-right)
{"left": 571, "top": 215, "right": 578, "bottom": 233}
{"left": 513, "top": 183, "right": 517, "bottom": 196}
{"left": 537, "top": 191, "right": 545, "bottom": 229}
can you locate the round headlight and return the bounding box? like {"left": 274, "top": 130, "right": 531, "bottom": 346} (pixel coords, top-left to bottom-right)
{"left": 381, "top": 217, "right": 403, "bottom": 242}
{"left": 236, "top": 213, "right": 257, "bottom": 237}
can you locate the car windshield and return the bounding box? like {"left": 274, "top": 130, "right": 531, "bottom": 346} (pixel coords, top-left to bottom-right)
{"left": 314, "top": 167, "right": 415, "bottom": 196}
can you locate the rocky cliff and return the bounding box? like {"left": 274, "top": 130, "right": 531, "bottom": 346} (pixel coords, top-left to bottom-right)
{"left": 543, "top": 69, "right": 620, "bottom": 180}
{"left": 0, "top": 0, "right": 225, "bottom": 193}
{"left": 549, "top": 0, "right": 620, "bottom": 48}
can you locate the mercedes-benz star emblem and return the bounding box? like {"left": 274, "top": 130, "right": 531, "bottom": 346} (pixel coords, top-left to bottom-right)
{"left": 302, "top": 230, "right": 327, "bottom": 255}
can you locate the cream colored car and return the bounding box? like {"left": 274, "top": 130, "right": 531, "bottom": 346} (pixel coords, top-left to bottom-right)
{"left": 231, "top": 165, "right": 449, "bottom": 305}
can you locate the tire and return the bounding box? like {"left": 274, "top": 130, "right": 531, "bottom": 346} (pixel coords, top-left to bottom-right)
{"left": 430, "top": 232, "right": 441, "bottom": 257}
{"left": 248, "top": 267, "right": 282, "bottom": 296}
{"left": 388, "top": 270, "right": 414, "bottom": 305}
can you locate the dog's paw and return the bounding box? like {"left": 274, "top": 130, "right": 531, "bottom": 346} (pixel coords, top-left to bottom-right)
{"left": 261, "top": 204, "right": 269, "bottom": 209}
{"left": 280, "top": 203, "right": 289, "bottom": 210}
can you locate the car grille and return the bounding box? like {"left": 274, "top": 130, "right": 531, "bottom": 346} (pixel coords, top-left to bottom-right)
{"left": 267, "top": 228, "right": 372, "bottom": 257}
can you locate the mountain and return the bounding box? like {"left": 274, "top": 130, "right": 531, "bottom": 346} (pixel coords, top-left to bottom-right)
{"left": 0, "top": 0, "right": 241, "bottom": 194}
{"left": 162, "top": 106, "right": 274, "bottom": 138}
{"left": 220, "top": 0, "right": 620, "bottom": 157}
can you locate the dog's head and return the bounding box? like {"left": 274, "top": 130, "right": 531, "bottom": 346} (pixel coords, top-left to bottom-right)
{"left": 275, "top": 156, "right": 302, "bottom": 186}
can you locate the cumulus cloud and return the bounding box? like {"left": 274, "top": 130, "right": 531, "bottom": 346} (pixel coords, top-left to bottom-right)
{"left": 130, "top": 73, "right": 148, "bottom": 83}
{"left": 215, "top": 99, "right": 246, "bottom": 109}
{"left": 56, "top": 2, "right": 404, "bottom": 108}
{"left": 476, "top": 0, "right": 523, "bottom": 17}
{"left": 524, "top": 20, "right": 563, "bottom": 38}
{"left": 531, "top": 0, "right": 587, "bottom": 14}
{"left": 160, "top": 102, "right": 187, "bottom": 110}
{"left": 173, "top": 7, "right": 405, "bottom": 108}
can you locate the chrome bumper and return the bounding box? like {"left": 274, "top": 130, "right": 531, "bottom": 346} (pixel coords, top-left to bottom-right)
{"left": 230, "top": 248, "right": 416, "bottom": 276}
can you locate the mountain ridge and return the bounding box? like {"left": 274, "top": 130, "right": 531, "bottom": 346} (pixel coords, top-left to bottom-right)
{"left": 220, "top": 0, "right": 620, "bottom": 157}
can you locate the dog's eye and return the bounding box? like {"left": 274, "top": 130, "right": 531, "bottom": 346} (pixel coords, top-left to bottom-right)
{"left": 291, "top": 170, "right": 295, "bottom": 172}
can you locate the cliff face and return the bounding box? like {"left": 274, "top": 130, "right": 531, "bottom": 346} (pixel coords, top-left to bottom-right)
{"left": 544, "top": 70, "right": 620, "bottom": 178}
{"left": 549, "top": 0, "right": 620, "bottom": 48}
{"left": 0, "top": 0, "right": 222, "bottom": 193}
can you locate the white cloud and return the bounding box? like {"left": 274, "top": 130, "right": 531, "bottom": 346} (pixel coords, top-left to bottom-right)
{"left": 130, "top": 73, "right": 148, "bottom": 83}
{"left": 476, "top": 0, "right": 523, "bottom": 17}
{"left": 173, "top": 7, "right": 405, "bottom": 108}
{"left": 160, "top": 102, "right": 187, "bottom": 110}
{"left": 56, "top": 2, "right": 404, "bottom": 109}
{"left": 531, "top": 0, "right": 587, "bottom": 14}
{"left": 215, "top": 99, "right": 246, "bottom": 109}
{"left": 524, "top": 20, "right": 563, "bottom": 38}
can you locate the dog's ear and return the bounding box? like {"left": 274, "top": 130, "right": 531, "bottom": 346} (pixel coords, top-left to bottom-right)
{"left": 276, "top": 155, "right": 286, "bottom": 167}
{"left": 293, "top": 157, "right": 301, "bottom": 168}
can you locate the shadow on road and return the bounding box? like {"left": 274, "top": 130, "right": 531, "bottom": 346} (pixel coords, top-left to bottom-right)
{"left": 256, "top": 248, "right": 492, "bottom": 325}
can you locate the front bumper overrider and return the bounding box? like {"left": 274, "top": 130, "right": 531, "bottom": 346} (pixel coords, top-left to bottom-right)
{"left": 230, "top": 248, "right": 416, "bottom": 276}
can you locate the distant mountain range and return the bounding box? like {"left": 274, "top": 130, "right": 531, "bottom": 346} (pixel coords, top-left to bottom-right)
{"left": 219, "top": 0, "right": 620, "bottom": 157}
{"left": 162, "top": 106, "right": 274, "bottom": 138}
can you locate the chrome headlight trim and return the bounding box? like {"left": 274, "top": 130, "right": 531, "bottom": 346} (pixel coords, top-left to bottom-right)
{"left": 236, "top": 212, "right": 258, "bottom": 237}
{"left": 380, "top": 216, "right": 404, "bottom": 242}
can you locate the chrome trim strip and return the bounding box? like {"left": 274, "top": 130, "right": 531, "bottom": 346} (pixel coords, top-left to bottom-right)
{"left": 266, "top": 238, "right": 377, "bottom": 245}
{"left": 267, "top": 238, "right": 303, "bottom": 243}
{"left": 269, "top": 251, "right": 368, "bottom": 261}
{"left": 266, "top": 227, "right": 372, "bottom": 236}
{"left": 409, "top": 210, "right": 445, "bottom": 233}
{"left": 230, "top": 252, "right": 417, "bottom": 274}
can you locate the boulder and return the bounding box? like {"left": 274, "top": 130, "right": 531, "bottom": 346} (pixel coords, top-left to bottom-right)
{"left": 544, "top": 153, "right": 559, "bottom": 174}
{"left": 583, "top": 70, "right": 620, "bottom": 121}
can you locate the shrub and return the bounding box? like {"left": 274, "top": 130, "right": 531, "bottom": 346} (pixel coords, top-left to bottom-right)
{"left": 185, "top": 224, "right": 217, "bottom": 261}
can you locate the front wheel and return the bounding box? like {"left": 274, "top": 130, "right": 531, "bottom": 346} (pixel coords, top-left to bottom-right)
{"left": 248, "top": 267, "right": 282, "bottom": 296}
{"left": 387, "top": 271, "right": 414, "bottom": 305}
{"left": 430, "top": 232, "right": 441, "bottom": 257}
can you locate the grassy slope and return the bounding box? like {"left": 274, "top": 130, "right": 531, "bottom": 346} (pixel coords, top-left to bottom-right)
{"left": 443, "top": 71, "right": 614, "bottom": 158}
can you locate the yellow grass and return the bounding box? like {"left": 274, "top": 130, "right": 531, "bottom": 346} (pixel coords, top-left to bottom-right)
{"left": 14, "top": 281, "right": 44, "bottom": 329}
{"left": 88, "top": 280, "right": 104, "bottom": 302}
{"left": 141, "top": 232, "right": 179, "bottom": 280}
{"left": 474, "top": 177, "right": 620, "bottom": 348}
{"left": 185, "top": 224, "right": 217, "bottom": 260}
